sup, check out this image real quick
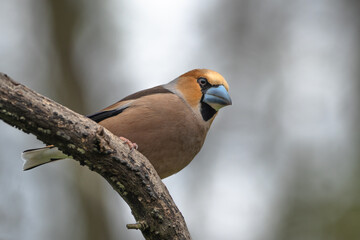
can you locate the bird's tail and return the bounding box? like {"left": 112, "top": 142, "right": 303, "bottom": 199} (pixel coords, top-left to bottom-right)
{"left": 21, "top": 145, "right": 68, "bottom": 171}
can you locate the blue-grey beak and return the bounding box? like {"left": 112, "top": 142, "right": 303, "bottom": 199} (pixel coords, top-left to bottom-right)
{"left": 203, "top": 85, "right": 232, "bottom": 111}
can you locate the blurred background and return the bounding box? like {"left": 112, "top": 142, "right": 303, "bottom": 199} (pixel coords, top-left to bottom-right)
{"left": 0, "top": 0, "right": 359, "bottom": 239}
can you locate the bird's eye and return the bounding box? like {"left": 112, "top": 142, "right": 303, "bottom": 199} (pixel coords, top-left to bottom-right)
{"left": 197, "top": 78, "right": 208, "bottom": 87}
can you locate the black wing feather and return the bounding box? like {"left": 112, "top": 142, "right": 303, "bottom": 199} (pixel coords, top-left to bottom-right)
{"left": 87, "top": 107, "right": 128, "bottom": 123}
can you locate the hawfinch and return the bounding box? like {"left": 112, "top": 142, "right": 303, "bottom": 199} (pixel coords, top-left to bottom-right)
{"left": 22, "top": 69, "right": 232, "bottom": 178}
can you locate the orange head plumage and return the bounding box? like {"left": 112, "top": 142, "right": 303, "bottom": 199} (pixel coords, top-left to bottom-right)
{"left": 165, "top": 69, "right": 232, "bottom": 122}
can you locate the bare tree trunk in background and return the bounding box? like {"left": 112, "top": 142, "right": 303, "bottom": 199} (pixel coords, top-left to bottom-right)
{"left": 190, "top": 1, "right": 287, "bottom": 239}
{"left": 327, "top": 1, "right": 360, "bottom": 240}
{"left": 269, "top": 1, "right": 360, "bottom": 240}
{"left": 47, "top": 1, "right": 111, "bottom": 239}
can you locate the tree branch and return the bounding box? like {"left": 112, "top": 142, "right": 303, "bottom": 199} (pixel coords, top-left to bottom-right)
{"left": 0, "top": 73, "right": 191, "bottom": 240}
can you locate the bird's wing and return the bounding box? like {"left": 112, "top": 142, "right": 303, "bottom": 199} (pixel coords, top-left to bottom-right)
{"left": 87, "top": 85, "right": 173, "bottom": 123}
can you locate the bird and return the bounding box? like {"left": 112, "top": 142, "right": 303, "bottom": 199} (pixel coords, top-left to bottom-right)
{"left": 21, "top": 69, "right": 232, "bottom": 179}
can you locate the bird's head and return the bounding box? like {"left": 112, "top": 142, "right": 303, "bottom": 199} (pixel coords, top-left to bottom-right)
{"left": 167, "top": 69, "right": 232, "bottom": 122}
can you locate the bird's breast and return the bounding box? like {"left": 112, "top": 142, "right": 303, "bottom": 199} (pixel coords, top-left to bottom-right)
{"left": 99, "top": 93, "right": 208, "bottom": 178}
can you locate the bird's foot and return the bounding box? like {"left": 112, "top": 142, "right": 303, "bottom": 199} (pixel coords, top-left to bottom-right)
{"left": 120, "top": 136, "right": 138, "bottom": 151}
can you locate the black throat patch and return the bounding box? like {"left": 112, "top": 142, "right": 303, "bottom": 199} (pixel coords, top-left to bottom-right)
{"left": 200, "top": 102, "right": 217, "bottom": 121}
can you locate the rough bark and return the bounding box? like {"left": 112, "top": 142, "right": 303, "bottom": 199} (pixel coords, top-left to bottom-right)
{"left": 0, "top": 73, "right": 191, "bottom": 240}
